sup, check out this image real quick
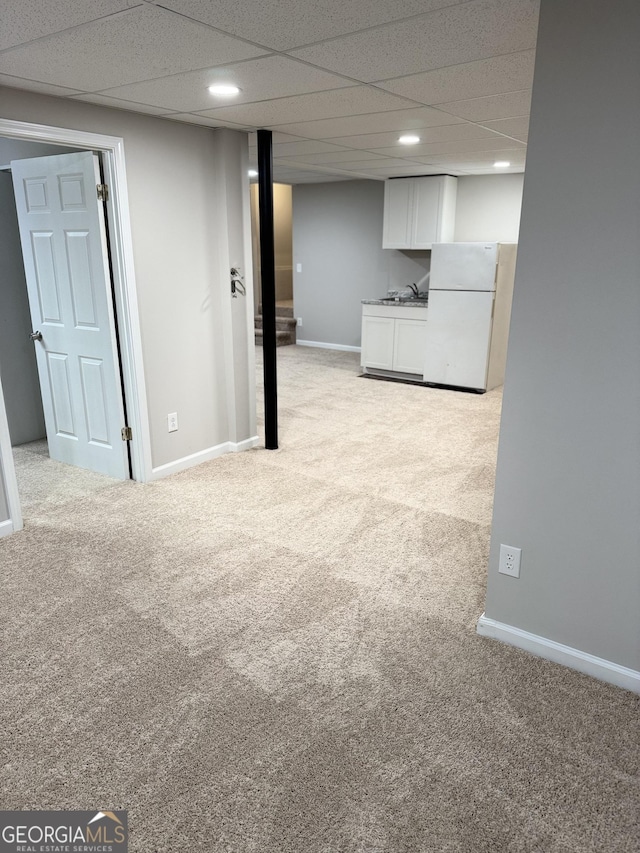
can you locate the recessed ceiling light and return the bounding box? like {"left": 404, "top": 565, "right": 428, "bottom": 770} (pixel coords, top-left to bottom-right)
{"left": 399, "top": 135, "right": 421, "bottom": 145}
{"left": 208, "top": 84, "right": 241, "bottom": 96}
{"left": 248, "top": 169, "right": 258, "bottom": 177}
{"left": 494, "top": 161, "right": 511, "bottom": 168}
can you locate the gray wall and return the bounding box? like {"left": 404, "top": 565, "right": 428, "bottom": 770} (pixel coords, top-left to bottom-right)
{"left": 0, "top": 172, "right": 46, "bottom": 445}
{"left": 293, "top": 180, "right": 390, "bottom": 348}
{"left": 0, "top": 87, "right": 254, "bottom": 478}
{"left": 212, "top": 128, "right": 255, "bottom": 443}
{"left": 292, "top": 175, "right": 523, "bottom": 348}
{"left": 485, "top": 0, "right": 640, "bottom": 670}
{"left": 292, "top": 180, "right": 431, "bottom": 348}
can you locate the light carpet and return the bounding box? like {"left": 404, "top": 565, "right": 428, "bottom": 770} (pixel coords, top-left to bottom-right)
{"left": 1, "top": 345, "right": 638, "bottom": 852}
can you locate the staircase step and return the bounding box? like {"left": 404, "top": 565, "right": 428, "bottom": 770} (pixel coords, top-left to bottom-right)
{"left": 257, "top": 304, "right": 294, "bottom": 318}
{"left": 276, "top": 305, "right": 294, "bottom": 318}
{"left": 254, "top": 315, "right": 297, "bottom": 332}
{"left": 254, "top": 328, "right": 295, "bottom": 347}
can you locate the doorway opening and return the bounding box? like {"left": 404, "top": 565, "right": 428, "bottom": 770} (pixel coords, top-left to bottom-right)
{"left": 250, "top": 182, "right": 296, "bottom": 346}
{"left": 0, "top": 118, "right": 151, "bottom": 538}
{"left": 0, "top": 138, "right": 131, "bottom": 517}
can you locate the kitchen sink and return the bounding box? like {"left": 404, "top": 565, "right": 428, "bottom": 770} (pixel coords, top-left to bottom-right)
{"left": 379, "top": 297, "right": 428, "bottom": 304}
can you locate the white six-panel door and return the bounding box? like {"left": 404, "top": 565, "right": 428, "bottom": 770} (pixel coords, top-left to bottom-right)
{"left": 11, "top": 151, "right": 129, "bottom": 480}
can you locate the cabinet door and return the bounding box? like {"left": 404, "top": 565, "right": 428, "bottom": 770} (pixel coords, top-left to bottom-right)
{"left": 412, "top": 177, "right": 441, "bottom": 249}
{"left": 393, "top": 318, "right": 427, "bottom": 373}
{"left": 382, "top": 180, "right": 413, "bottom": 248}
{"left": 361, "top": 315, "right": 395, "bottom": 369}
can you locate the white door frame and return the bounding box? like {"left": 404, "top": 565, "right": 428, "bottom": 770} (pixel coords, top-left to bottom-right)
{"left": 0, "top": 371, "right": 22, "bottom": 537}
{"left": 0, "top": 118, "right": 152, "bottom": 536}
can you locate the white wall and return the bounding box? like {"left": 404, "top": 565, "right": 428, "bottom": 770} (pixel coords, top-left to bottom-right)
{"left": 454, "top": 174, "right": 523, "bottom": 242}
{"left": 292, "top": 175, "right": 523, "bottom": 349}
{"left": 484, "top": 0, "right": 640, "bottom": 675}
{"left": 0, "top": 371, "right": 15, "bottom": 526}
{"left": 0, "top": 456, "right": 9, "bottom": 522}
{"left": 0, "top": 87, "right": 255, "bottom": 488}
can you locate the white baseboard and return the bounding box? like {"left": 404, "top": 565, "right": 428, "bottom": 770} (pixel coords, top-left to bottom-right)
{"left": 296, "top": 340, "right": 361, "bottom": 353}
{"left": 0, "top": 518, "right": 15, "bottom": 538}
{"left": 477, "top": 613, "right": 640, "bottom": 695}
{"left": 150, "top": 435, "right": 259, "bottom": 481}
{"left": 230, "top": 435, "right": 259, "bottom": 452}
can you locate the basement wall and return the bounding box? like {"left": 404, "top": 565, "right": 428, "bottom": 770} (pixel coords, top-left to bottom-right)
{"left": 0, "top": 87, "right": 255, "bottom": 483}
{"left": 484, "top": 0, "right": 640, "bottom": 675}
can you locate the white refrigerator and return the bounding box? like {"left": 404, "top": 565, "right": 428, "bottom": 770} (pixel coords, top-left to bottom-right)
{"left": 423, "top": 242, "right": 517, "bottom": 392}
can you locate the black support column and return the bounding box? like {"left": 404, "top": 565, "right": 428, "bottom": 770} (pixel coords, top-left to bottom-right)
{"left": 257, "top": 129, "right": 278, "bottom": 449}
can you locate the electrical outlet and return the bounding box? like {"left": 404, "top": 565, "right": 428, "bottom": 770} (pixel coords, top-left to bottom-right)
{"left": 167, "top": 412, "right": 178, "bottom": 432}
{"left": 296, "top": 317, "right": 302, "bottom": 327}
{"left": 499, "top": 544, "right": 521, "bottom": 577}
{"left": 296, "top": 263, "right": 302, "bottom": 273}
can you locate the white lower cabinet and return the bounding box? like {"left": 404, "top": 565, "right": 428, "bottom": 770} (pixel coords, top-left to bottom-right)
{"left": 360, "top": 315, "right": 395, "bottom": 369}
{"left": 361, "top": 305, "right": 428, "bottom": 376}
{"left": 393, "top": 318, "right": 428, "bottom": 373}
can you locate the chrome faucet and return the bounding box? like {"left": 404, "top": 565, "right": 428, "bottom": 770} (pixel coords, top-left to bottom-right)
{"left": 408, "top": 282, "right": 419, "bottom": 297}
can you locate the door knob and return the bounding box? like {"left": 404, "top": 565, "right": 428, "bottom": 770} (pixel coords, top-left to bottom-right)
{"left": 29, "top": 330, "right": 43, "bottom": 342}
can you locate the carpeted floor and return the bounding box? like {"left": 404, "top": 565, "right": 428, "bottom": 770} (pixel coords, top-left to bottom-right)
{"left": 11, "top": 439, "right": 121, "bottom": 515}
{"left": 1, "top": 345, "right": 638, "bottom": 852}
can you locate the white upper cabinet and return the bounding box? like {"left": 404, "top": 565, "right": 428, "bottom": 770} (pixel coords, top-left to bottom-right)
{"left": 381, "top": 179, "right": 414, "bottom": 247}
{"left": 382, "top": 176, "right": 457, "bottom": 249}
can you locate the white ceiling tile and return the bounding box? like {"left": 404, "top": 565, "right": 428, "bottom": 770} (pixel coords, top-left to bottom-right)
{"left": 273, "top": 139, "right": 360, "bottom": 157}
{"left": 378, "top": 50, "right": 536, "bottom": 105}
{"left": 271, "top": 140, "right": 353, "bottom": 157}
{"left": 288, "top": 157, "right": 423, "bottom": 169}
{"left": 417, "top": 147, "right": 527, "bottom": 165}
{"left": 479, "top": 116, "right": 529, "bottom": 142}
{"left": 289, "top": 0, "right": 539, "bottom": 83}
{"left": 372, "top": 136, "right": 526, "bottom": 157}
{"left": 298, "top": 176, "right": 357, "bottom": 182}
{"left": 327, "top": 122, "right": 499, "bottom": 150}
{"left": 274, "top": 173, "right": 354, "bottom": 184}
{"left": 99, "top": 55, "right": 352, "bottom": 112}
{"left": 0, "top": 73, "right": 83, "bottom": 97}
{"left": 248, "top": 132, "right": 309, "bottom": 151}
{"left": 159, "top": 0, "right": 468, "bottom": 51}
{"left": 357, "top": 165, "right": 448, "bottom": 176}
{"left": 462, "top": 165, "right": 524, "bottom": 173}
{"left": 0, "top": 0, "right": 138, "bottom": 51}
{"left": 0, "top": 0, "right": 537, "bottom": 184}
{"left": 427, "top": 162, "right": 526, "bottom": 172}
{"left": 270, "top": 108, "right": 465, "bottom": 140}
{"left": 0, "top": 5, "right": 267, "bottom": 92}
{"left": 167, "top": 113, "right": 253, "bottom": 129}
{"left": 273, "top": 164, "right": 354, "bottom": 177}
{"left": 194, "top": 87, "right": 417, "bottom": 127}
{"left": 274, "top": 150, "right": 385, "bottom": 164}
{"left": 434, "top": 90, "right": 531, "bottom": 121}
{"left": 70, "top": 93, "right": 176, "bottom": 115}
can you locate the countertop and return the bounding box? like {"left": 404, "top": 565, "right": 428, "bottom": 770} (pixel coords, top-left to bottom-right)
{"left": 361, "top": 298, "right": 429, "bottom": 307}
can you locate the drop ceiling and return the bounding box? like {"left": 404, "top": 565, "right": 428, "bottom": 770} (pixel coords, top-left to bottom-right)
{"left": 0, "top": 0, "right": 539, "bottom": 184}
